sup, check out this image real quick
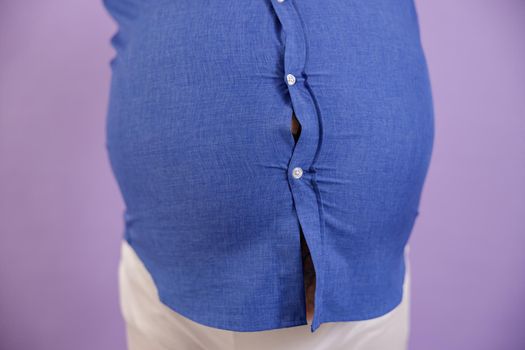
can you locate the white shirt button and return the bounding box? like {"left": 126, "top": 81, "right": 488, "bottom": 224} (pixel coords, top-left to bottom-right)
{"left": 286, "top": 74, "right": 296, "bottom": 86}
{"left": 292, "top": 167, "right": 303, "bottom": 179}
{"left": 277, "top": 0, "right": 285, "bottom": 2}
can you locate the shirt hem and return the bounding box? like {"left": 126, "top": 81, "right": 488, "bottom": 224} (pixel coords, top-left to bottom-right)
{"left": 157, "top": 292, "right": 309, "bottom": 333}
{"left": 314, "top": 291, "right": 404, "bottom": 332}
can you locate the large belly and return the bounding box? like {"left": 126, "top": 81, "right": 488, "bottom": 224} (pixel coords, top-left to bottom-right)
{"left": 105, "top": 0, "right": 434, "bottom": 225}
{"left": 102, "top": 0, "right": 434, "bottom": 331}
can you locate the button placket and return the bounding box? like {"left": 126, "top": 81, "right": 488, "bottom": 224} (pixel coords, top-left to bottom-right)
{"left": 270, "top": 0, "right": 326, "bottom": 334}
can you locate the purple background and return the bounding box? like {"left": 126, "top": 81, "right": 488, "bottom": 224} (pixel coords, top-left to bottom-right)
{"left": 1, "top": 1, "right": 524, "bottom": 349}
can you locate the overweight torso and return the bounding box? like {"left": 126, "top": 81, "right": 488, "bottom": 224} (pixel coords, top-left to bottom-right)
{"left": 104, "top": 0, "right": 434, "bottom": 333}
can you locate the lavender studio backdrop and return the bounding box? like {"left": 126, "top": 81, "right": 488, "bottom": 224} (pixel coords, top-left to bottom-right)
{"left": 0, "top": 1, "right": 524, "bottom": 349}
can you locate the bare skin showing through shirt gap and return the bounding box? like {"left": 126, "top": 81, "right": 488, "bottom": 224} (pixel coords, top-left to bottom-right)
{"left": 291, "top": 110, "right": 316, "bottom": 323}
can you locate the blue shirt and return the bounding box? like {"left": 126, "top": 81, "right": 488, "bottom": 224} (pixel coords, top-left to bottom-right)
{"left": 103, "top": 0, "right": 435, "bottom": 333}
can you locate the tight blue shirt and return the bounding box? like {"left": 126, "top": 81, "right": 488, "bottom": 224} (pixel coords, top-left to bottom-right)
{"left": 103, "top": 0, "right": 435, "bottom": 333}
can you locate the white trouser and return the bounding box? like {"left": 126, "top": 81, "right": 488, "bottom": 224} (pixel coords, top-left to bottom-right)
{"left": 118, "top": 239, "right": 411, "bottom": 350}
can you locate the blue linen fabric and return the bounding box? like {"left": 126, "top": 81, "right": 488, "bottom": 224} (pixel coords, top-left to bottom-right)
{"left": 102, "top": 0, "right": 435, "bottom": 333}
